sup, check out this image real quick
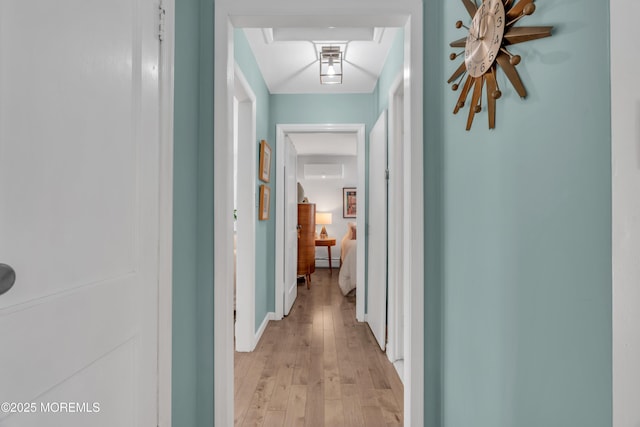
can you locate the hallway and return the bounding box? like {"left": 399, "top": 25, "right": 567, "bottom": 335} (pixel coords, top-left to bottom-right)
{"left": 234, "top": 269, "right": 403, "bottom": 426}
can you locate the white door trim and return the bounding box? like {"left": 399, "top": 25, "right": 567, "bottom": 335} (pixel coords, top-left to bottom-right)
{"left": 234, "top": 63, "right": 258, "bottom": 352}
{"left": 386, "top": 73, "right": 404, "bottom": 372}
{"left": 214, "top": 2, "right": 423, "bottom": 426}
{"left": 275, "top": 123, "right": 366, "bottom": 322}
{"left": 158, "top": 1, "right": 175, "bottom": 425}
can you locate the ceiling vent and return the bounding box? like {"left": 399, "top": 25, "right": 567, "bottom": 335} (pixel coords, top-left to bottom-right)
{"left": 304, "top": 163, "right": 344, "bottom": 179}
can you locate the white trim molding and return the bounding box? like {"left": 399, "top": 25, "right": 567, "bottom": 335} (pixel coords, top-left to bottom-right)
{"left": 233, "top": 63, "right": 258, "bottom": 353}
{"left": 158, "top": 0, "right": 175, "bottom": 425}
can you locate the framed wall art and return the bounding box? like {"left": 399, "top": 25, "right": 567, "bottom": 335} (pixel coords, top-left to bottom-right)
{"left": 343, "top": 187, "right": 357, "bottom": 218}
{"left": 259, "top": 185, "right": 270, "bottom": 220}
{"left": 259, "top": 139, "right": 271, "bottom": 182}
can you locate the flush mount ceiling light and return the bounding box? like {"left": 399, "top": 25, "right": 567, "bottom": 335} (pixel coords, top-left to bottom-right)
{"left": 320, "top": 46, "right": 343, "bottom": 85}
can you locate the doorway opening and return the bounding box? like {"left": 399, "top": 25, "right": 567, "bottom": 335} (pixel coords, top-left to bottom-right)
{"left": 275, "top": 124, "right": 366, "bottom": 322}
{"left": 214, "top": 2, "right": 424, "bottom": 425}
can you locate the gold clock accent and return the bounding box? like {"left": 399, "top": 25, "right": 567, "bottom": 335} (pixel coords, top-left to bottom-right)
{"left": 448, "top": 0, "right": 553, "bottom": 130}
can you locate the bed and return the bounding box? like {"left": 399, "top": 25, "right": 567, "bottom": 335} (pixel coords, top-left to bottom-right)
{"left": 338, "top": 222, "right": 357, "bottom": 295}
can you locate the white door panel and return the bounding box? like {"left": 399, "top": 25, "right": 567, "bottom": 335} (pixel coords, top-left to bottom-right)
{"left": 367, "top": 111, "right": 388, "bottom": 351}
{"left": 0, "top": 1, "right": 160, "bottom": 425}
{"left": 284, "top": 138, "right": 298, "bottom": 315}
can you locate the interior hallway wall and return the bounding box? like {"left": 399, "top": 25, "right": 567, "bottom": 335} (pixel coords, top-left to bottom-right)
{"left": 426, "top": 0, "right": 612, "bottom": 426}
{"left": 173, "top": 0, "right": 214, "bottom": 425}
{"left": 234, "top": 29, "right": 273, "bottom": 332}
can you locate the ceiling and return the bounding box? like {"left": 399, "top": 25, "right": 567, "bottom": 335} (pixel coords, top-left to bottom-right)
{"left": 288, "top": 132, "right": 357, "bottom": 156}
{"left": 243, "top": 26, "right": 399, "bottom": 94}
{"left": 245, "top": 26, "right": 394, "bottom": 156}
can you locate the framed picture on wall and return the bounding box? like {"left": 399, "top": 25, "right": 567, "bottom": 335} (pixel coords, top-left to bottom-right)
{"left": 343, "top": 187, "right": 357, "bottom": 218}
{"left": 259, "top": 140, "right": 271, "bottom": 182}
{"left": 259, "top": 185, "right": 270, "bottom": 220}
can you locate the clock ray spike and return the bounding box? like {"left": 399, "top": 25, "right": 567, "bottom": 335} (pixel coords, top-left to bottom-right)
{"left": 449, "top": 36, "right": 468, "bottom": 48}
{"left": 506, "top": 0, "right": 534, "bottom": 21}
{"left": 496, "top": 52, "right": 527, "bottom": 97}
{"left": 503, "top": 26, "right": 553, "bottom": 45}
{"left": 504, "top": 0, "right": 514, "bottom": 9}
{"left": 507, "top": 3, "right": 535, "bottom": 27}
{"left": 447, "top": 61, "right": 468, "bottom": 84}
{"left": 500, "top": 47, "right": 521, "bottom": 65}
{"left": 452, "top": 71, "right": 467, "bottom": 91}
{"left": 454, "top": 75, "right": 475, "bottom": 114}
{"left": 466, "top": 76, "right": 484, "bottom": 130}
{"left": 461, "top": 0, "right": 478, "bottom": 18}
{"left": 485, "top": 69, "right": 498, "bottom": 129}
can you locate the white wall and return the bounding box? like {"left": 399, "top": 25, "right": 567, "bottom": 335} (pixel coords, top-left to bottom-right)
{"left": 297, "top": 154, "right": 358, "bottom": 267}
{"left": 611, "top": 2, "right": 640, "bottom": 426}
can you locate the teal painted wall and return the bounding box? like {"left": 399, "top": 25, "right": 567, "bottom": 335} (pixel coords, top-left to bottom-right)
{"left": 234, "top": 29, "right": 273, "bottom": 331}
{"left": 425, "top": 0, "right": 612, "bottom": 426}
{"left": 172, "top": 1, "right": 199, "bottom": 425}
{"left": 374, "top": 28, "right": 404, "bottom": 116}
{"left": 173, "top": 0, "right": 214, "bottom": 426}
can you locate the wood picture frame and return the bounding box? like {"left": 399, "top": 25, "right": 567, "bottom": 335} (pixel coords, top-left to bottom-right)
{"left": 343, "top": 187, "right": 357, "bottom": 218}
{"left": 259, "top": 140, "right": 271, "bottom": 182}
{"left": 259, "top": 185, "right": 270, "bottom": 220}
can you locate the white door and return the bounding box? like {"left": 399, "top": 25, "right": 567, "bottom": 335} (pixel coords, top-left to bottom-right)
{"left": 283, "top": 138, "right": 298, "bottom": 315}
{"left": 387, "top": 78, "right": 405, "bottom": 372}
{"left": 0, "top": 1, "right": 161, "bottom": 426}
{"left": 367, "top": 111, "right": 388, "bottom": 351}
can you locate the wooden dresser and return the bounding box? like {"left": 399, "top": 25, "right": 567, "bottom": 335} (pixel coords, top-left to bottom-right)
{"left": 297, "top": 203, "right": 316, "bottom": 287}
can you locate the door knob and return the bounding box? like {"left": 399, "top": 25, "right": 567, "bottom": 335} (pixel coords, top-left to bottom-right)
{"left": 0, "top": 263, "right": 16, "bottom": 296}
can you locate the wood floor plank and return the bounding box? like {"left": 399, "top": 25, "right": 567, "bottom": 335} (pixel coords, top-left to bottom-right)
{"left": 361, "top": 405, "right": 387, "bottom": 427}
{"left": 284, "top": 385, "right": 307, "bottom": 427}
{"left": 341, "top": 384, "right": 365, "bottom": 427}
{"left": 325, "top": 399, "right": 346, "bottom": 427}
{"left": 262, "top": 410, "right": 286, "bottom": 427}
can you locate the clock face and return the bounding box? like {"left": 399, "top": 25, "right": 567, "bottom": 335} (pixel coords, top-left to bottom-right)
{"left": 448, "top": 0, "right": 553, "bottom": 130}
{"left": 465, "top": 0, "right": 505, "bottom": 78}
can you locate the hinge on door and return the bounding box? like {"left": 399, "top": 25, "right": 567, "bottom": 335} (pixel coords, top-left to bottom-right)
{"left": 385, "top": 169, "right": 390, "bottom": 181}
{"left": 158, "top": 3, "right": 166, "bottom": 41}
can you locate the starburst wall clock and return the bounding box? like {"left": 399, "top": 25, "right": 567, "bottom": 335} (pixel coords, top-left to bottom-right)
{"left": 448, "top": 0, "right": 553, "bottom": 130}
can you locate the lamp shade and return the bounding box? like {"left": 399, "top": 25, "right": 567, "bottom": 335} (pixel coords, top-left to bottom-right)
{"left": 315, "top": 212, "right": 332, "bottom": 225}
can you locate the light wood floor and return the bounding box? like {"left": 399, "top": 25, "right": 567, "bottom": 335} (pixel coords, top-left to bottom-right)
{"left": 234, "top": 268, "right": 403, "bottom": 427}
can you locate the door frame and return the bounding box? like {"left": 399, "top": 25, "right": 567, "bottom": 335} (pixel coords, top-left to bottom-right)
{"left": 275, "top": 123, "right": 366, "bottom": 322}
{"left": 366, "top": 111, "right": 388, "bottom": 351}
{"left": 233, "top": 63, "right": 258, "bottom": 352}
{"left": 386, "top": 73, "right": 405, "bottom": 376}
{"left": 214, "top": 1, "right": 424, "bottom": 425}
{"left": 158, "top": 1, "right": 175, "bottom": 425}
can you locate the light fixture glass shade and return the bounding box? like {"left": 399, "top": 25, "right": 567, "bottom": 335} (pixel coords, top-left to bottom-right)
{"left": 320, "top": 46, "right": 343, "bottom": 85}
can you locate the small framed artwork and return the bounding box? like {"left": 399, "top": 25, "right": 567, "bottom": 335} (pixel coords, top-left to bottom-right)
{"left": 259, "top": 185, "right": 270, "bottom": 220}
{"left": 259, "top": 140, "right": 272, "bottom": 182}
{"left": 343, "top": 187, "right": 357, "bottom": 218}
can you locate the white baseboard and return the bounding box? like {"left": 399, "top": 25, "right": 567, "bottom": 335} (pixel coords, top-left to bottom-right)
{"left": 254, "top": 312, "right": 275, "bottom": 348}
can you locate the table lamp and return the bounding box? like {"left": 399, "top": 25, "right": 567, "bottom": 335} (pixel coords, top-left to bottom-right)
{"left": 315, "top": 212, "right": 332, "bottom": 239}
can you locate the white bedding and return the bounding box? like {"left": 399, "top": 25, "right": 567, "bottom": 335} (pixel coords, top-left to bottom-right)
{"left": 338, "top": 227, "right": 357, "bottom": 296}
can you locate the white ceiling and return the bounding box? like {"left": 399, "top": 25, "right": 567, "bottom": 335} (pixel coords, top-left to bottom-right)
{"left": 288, "top": 132, "right": 357, "bottom": 156}
{"left": 243, "top": 26, "right": 399, "bottom": 94}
